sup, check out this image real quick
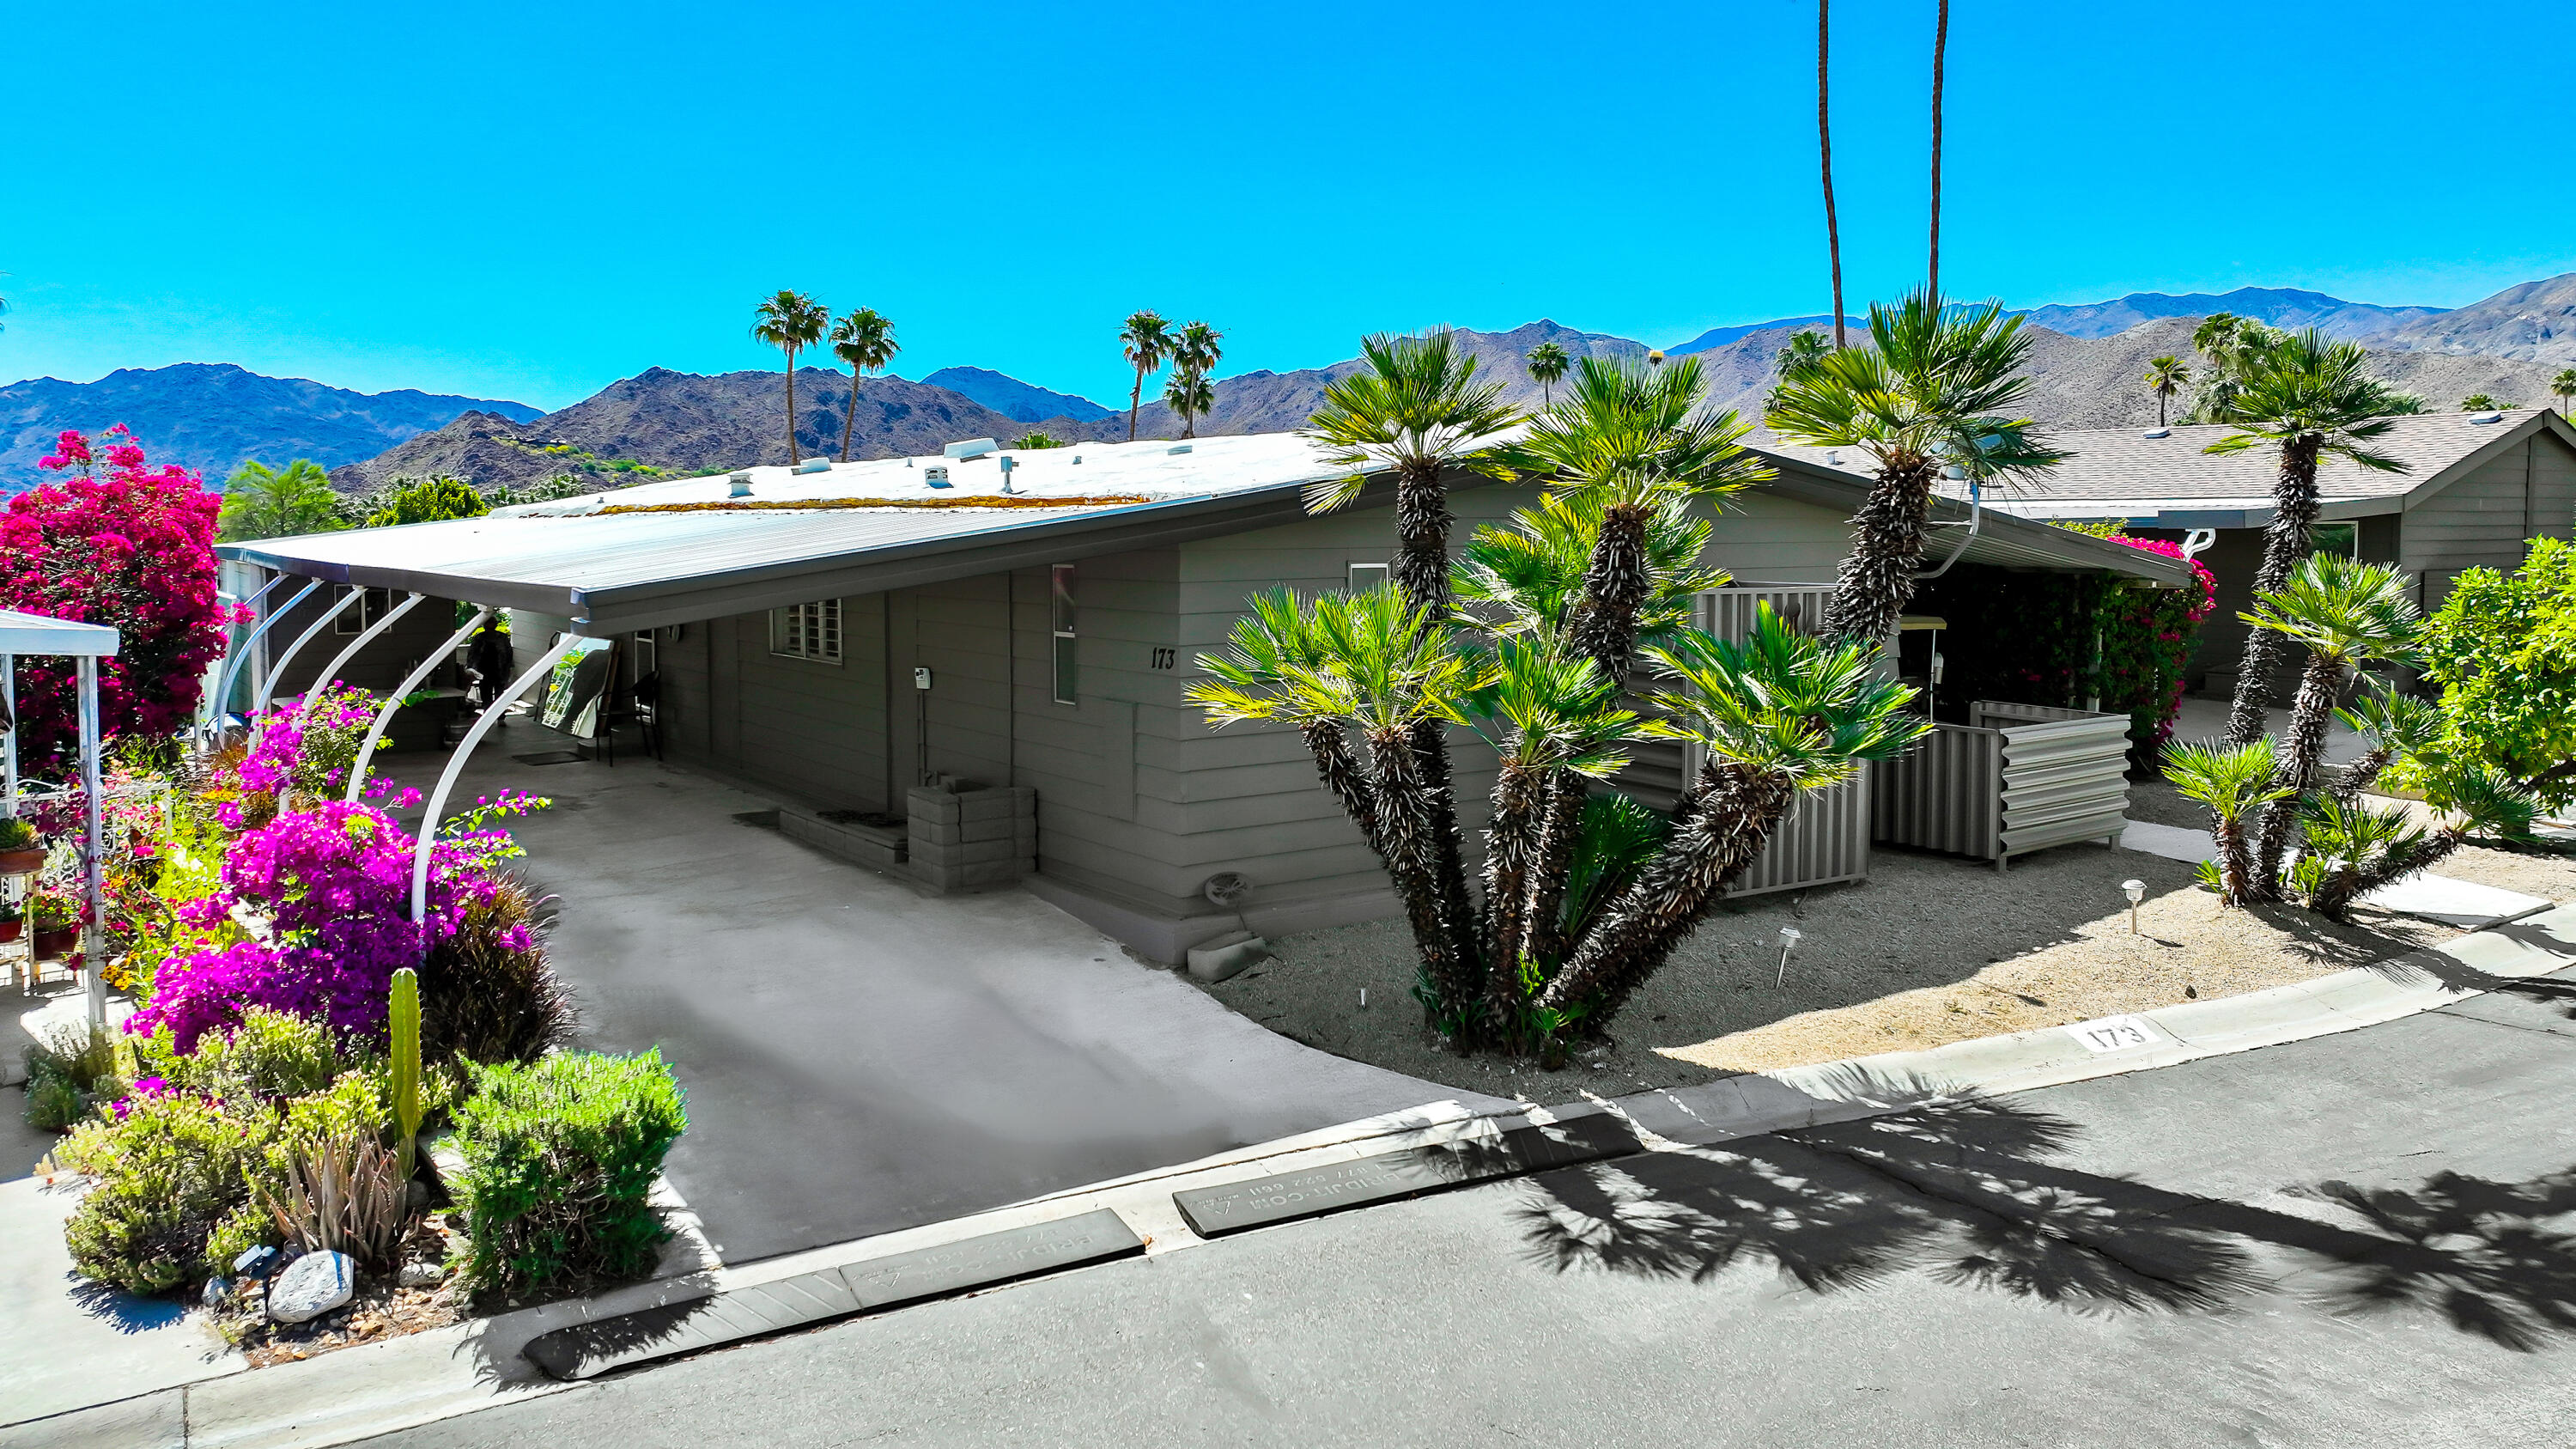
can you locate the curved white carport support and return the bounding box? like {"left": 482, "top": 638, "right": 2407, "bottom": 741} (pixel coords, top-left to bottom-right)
{"left": 346, "top": 606, "right": 492, "bottom": 804}
{"left": 198, "top": 574, "right": 289, "bottom": 734}
{"left": 248, "top": 587, "right": 366, "bottom": 746}
{"left": 293, "top": 591, "right": 424, "bottom": 731}
{"left": 410, "top": 632, "right": 579, "bottom": 925}
{"left": 210, "top": 578, "right": 322, "bottom": 742}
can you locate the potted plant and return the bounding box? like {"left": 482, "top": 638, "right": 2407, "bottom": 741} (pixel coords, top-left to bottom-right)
{"left": 0, "top": 816, "right": 43, "bottom": 875}
{"left": 0, "top": 899, "right": 19, "bottom": 945}
{"left": 30, "top": 888, "right": 80, "bottom": 959}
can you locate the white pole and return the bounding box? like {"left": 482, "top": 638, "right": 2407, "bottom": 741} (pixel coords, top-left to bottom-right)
{"left": 198, "top": 574, "right": 287, "bottom": 736}
{"left": 410, "top": 633, "right": 578, "bottom": 926}
{"left": 248, "top": 587, "right": 366, "bottom": 746}
{"left": 210, "top": 578, "right": 322, "bottom": 744}
{"left": 297, "top": 592, "right": 424, "bottom": 736}
{"left": 79, "top": 655, "right": 106, "bottom": 1028}
{"left": 348, "top": 607, "right": 492, "bottom": 804}
{"left": 3, "top": 652, "right": 15, "bottom": 818}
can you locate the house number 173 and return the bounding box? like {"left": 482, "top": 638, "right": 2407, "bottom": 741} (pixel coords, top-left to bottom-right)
{"left": 1150, "top": 648, "right": 1177, "bottom": 670}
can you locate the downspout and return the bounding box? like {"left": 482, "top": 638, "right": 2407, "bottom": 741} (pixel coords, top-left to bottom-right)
{"left": 1913, "top": 476, "right": 1983, "bottom": 581}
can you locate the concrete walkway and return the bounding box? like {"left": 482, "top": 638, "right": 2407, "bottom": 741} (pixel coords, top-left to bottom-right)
{"left": 433, "top": 735, "right": 1492, "bottom": 1266}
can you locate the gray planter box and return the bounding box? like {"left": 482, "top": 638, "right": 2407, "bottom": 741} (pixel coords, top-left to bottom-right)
{"left": 1874, "top": 700, "right": 2132, "bottom": 871}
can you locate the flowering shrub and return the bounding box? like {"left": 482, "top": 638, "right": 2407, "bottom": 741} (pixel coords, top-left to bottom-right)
{"left": 236, "top": 683, "right": 394, "bottom": 803}
{"left": 2094, "top": 535, "right": 2219, "bottom": 764}
{"left": 128, "top": 801, "right": 529, "bottom": 1051}
{"left": 3, "top": 427, "right": 234, "bottom": 769}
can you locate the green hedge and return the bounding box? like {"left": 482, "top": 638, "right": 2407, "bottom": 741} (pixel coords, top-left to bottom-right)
{"left": 451, "top": 1050, "right": 685, "bottom": 1296}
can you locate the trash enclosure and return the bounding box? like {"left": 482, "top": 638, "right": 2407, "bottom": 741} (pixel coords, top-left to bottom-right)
{"left": 1873, "top": 699, "right": 2132, "bottom": 871}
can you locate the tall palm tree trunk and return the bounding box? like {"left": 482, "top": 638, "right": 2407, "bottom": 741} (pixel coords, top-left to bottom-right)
{"left": 841, "top": 372, "right": 862, "bottom": 462}
{"left": 784, "top": 354, "right": 801, "bottom": 465}
{"left": 2224, "top": 436, "right": 2324, "bottom": 746}
{"left": 1928, "top": 0, "right": 1948, "bottom": 298}
{"left": 1569, "top": 503, "right": 1652, "bottom": 683}
{"left": 1128, "top": 370, "right": 1145, "bottom": 441}
{"left": 1301, "top": 718, "right": 1382, "bottom": 855}
{"left": 2211, "top": 807, "right": 2261, "bottom": 905}
{"left": 1367, "top": 725, "right": 1477, "bottom": 1041}
{"left": 1479, "top": 763, "right": 1548, "bottom": 1034}
{"left": 1819, "top": 0, "right": 1846, "bottom": 349}
{"left": 1824, "top": 454, "right": 1940, "bottom": 644}
{"left": 2251, "top": 649, "right": 2343, "bottom": 894}
{"left": 1517, "top": 770, "right": 1588, "bottom": 974}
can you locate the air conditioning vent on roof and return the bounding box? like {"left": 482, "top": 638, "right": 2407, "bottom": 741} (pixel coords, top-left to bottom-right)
{"left": 728, "top": 472, "right": 753, "bottom": 498}
{"left": 792, "top": 457, "right": 831, "bottom": 474}
{"left": 942, "top": 438, "right": 999, "bottom": 460}
{"left": 2142, "top": 427, "right": 2172, "bottom": 439}
{"left": 1168, "top": 444, "right": 1193, "bottom": 454}
{"left": 2468, "top": 411, "right": 2503, "bottom": 424}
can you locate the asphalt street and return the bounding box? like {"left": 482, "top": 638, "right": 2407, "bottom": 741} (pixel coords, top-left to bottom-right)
{"left": 358, "top": 960, "right": 2576, "bottom": 1448}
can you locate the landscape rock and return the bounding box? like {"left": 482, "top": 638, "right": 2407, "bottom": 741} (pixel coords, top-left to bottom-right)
{"left": 398, "top": 1259, "right": 446, "bottom": 1288}
{"left": 267, "top": 1251, "right": 355, "bottom": 1324}
{"left": 202, "top": 1276, "right": 232, "bottom": 1306}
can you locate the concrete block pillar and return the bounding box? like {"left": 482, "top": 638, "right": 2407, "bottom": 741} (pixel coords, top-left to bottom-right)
{"left": 906, "top": 784, "right": 1036, "bottom": 894}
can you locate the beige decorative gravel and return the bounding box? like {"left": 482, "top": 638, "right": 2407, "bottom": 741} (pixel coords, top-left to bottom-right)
{"left": 1199, "top": 782, "right": 2573, "bottom": 1099}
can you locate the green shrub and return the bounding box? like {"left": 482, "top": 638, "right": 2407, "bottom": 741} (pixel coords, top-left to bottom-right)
{"left": 2412, "top": 536, "right": 2576, "bottom": 811}
{"left": 420, "top": 875, "right": 576, "bottom": 1067}
{"left": 0, "top": 815, "right": 37, "bottom": 849}
{"left": 451, "top": 1050, "right": 686, "bottom": 1297}
{"left": 136, "top": 1010, "right": 349, "bottom": 1103}
{"left": 58, "top": 1093, "right": 278, "bottom": 1294}
{"left": 22, "top": 1021, "right": 123, "bottom": 1130}
{"left": 25, "top": 1075, "right": 88, "bottom": 1132}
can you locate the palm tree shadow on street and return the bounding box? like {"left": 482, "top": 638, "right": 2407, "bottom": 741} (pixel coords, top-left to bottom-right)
{"left": 1504, "top": 1085, "right": 2576, "bottom": 1350}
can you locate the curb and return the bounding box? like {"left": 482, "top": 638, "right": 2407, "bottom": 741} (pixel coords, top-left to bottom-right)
{"left": 14, "top": 904, "right": 2572, "bottom": 1447}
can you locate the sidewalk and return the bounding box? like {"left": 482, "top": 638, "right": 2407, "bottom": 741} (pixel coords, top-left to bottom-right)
{"left": 13, "top": 903, "right": 2574, "bottom": 1447}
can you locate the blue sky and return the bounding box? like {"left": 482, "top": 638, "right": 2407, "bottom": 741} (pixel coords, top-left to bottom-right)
{"left": 6, "top": 0, "right": 2571, "bottom": 411}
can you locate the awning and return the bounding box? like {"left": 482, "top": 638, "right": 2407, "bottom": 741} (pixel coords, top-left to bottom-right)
{"left": 0, "top": 609, "right": 121, "bottom": 656}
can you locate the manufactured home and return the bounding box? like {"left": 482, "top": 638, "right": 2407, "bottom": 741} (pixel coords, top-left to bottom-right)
{"left": 220, "top": 431, "right": 2190, "bottom": 963}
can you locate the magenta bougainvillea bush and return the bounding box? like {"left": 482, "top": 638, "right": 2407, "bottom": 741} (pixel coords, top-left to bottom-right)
{"left": 128, "top": 799, "right": 538, "bottom": 1052}
{"left": 2098, "top": 535, "right": 2220, "bottom": 762}
{"left": 3, "top": 426, "right": 234, "bottom": 768}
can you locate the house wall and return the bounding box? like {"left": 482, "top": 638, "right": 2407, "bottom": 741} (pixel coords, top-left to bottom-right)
{"left": 653, "top": 596, "right": 892, "bottom": 814}
{"left": 254, "top": 587, "right": 470, "bottom": 703}
{"left": 2400, "top": 429, "right": 2576, "bottom": 611}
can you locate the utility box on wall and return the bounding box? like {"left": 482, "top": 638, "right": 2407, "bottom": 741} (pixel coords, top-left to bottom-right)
{"left": 906, "top": 784, "right": 1036, "bottom": 894}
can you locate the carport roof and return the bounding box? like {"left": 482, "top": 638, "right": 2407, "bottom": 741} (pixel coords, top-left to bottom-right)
{"left": 220, "top": 432, "right": 2191, "bottom": 635}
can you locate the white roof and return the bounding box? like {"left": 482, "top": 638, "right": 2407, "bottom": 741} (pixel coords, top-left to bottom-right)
{"left": 0, "top": 609, "right": 119, "bottom": 657}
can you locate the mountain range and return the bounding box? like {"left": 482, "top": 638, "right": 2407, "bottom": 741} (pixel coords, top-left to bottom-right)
{"left": 0, "top": 362, "right": 538, "bottom": 488}
{"left": 10, "top": 272, "right": 2574, "bottom": 497}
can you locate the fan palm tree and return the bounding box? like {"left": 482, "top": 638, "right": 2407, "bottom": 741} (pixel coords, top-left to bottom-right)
{"left": 2552, "top": 368, "right": 2576, "bottom": 416}
{"left": 2145, "top": 355, "right": 2191, "bottom": 427}
{"left": 1163, "top": 368, "right": 1215, "bottom": 439}
{"left": 750, "top": 290, "right": 829, "bottom": 465}
{"left": 1119, "top": 310, "right": 1173, "bottom": 441}
{"left": 1171, "top": 320, "right": 1224, "bottom": 380}
{"left": 2162, "top": 738, "right": 2291, "bottom": 905}
{"left": 1927, "top": 0, "right": 1949, "bottom": 297}
{"left": 2236, "top": 555, "right": 2423, "bottom": 887}
{"left": 2202, "top": 330, "right": 2409, "bottom": 745}
{"left": 1765, "top": 288, "right": 2068, "bottom": 645}
{"left": 217, "top": 459, "right": 345, "bottom": 542}
{"left": 1524, "top": 341, "right": 1570, "bottom": 408}
{"left": 829, "top": 307, "right": 899, "bottom": 463}
{"left": 1817, "top": 0, "right": 1844, "bottom": 348}
{"left": 2458, "top": 393, "right": 2504, "bottom": 412}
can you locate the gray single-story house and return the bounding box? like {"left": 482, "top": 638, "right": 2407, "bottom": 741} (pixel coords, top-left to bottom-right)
{"left": 1880, "top": 407, "right": 2576, "bottom": 691}
{"left": 219, "top": 430, "right": 2189, "bottom": 962}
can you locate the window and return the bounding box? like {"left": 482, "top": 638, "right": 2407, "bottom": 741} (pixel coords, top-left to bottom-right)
{"left": 769, "top": 599, "right": 843, "bottom": 663}
{"left": 2310, "top": 522, "right": 2360, "bottom": 560}
{"left": 1051, "top": 563, "right": 1078, "bottom": 704}
{"left": 1347, "top": 562, "right": 1390, "bottom": 593}
{"left": 333, "top": 588, "right": 398, "bottom": 634}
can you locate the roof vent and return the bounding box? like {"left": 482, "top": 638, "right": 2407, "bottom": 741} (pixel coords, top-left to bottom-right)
{"left": 2468, "top": 411, "right": 2503, "bottom": 424}
{"left": 1168, "top": 443, "right": 1194, "bottom": 455}
{"left": 925, "top": 465, "right": 951, "bottom": 488}
{"left": 1825, "top": 450, "right": 1841, "bottom": 466}
{"left": 1941, "top": 463, "right": 1966, "bottom": 480}
{"left": 792, "top": 457, "right": 831, "bottom": 475}
{"left": 942, "top": 438, "right": 999, "bottom": 460}
{"left": 2142, "top": 427, "right": 2172, "bottom": 439}
{"left": 728, "top": 472, "right": 753, "bottom": 498}
{"left": 1071, "top": 454, "right": 1082, "bottom": 464}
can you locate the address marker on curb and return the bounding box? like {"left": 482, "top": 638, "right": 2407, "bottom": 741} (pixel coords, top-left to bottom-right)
{"left": 2062, "top": 1014, "right": 2170, "bottom": 1054}
{"left": 521, "top": 1209, "right": 1145, "bottom": 1381}
{"left": 1173, "top": 1114, "right": 1644, "bottom": 1238}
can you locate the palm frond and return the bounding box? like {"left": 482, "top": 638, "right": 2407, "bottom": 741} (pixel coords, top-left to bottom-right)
{"left": 1302, "top": 328, "right": 1522, "bottom": 508}
{"left": 1641, "top": 603, "right": 1928, "bottom": 789}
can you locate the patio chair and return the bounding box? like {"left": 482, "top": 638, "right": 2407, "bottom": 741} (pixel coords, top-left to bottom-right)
{"left": 592, "top": 672, "right": 661, "bottom": 767}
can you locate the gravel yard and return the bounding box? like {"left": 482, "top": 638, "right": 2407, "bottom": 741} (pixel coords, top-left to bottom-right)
{"left": 1198, "top": 782, "right": 2576, "bottom": 1099}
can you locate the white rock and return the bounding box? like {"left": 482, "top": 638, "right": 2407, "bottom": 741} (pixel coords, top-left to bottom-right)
{"left": 398, "top": 1259, "right": 445, "bottom": 1288}
{"left": 266, "top": 1250, "right": 355, "bottom": 1324}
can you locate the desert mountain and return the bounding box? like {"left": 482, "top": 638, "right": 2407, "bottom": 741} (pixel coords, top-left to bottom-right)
{"left": 2384, "top": 271, "right": 2576, "bottom": 368}
{"left": 0, "top": 362, "right": 538, "bottom": 491}
{"left": 2016, "top": 287, "right": 2448, "bottom": 342}
{"left": 921, "top": 366, "right": 1115, "bottom": 423}
{"left": 331, "top": 367, "right": 1102, "bottom": 492}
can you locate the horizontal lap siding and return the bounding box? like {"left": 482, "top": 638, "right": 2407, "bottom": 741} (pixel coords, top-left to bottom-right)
{"left": 665, "top": 594, "right": 890, "bottom": 813}
{"left": 260, "top": 590, "right": 468, "bottom": 701}
{"left": 2403, "top": 436, "right": 2576, "bottom": 608}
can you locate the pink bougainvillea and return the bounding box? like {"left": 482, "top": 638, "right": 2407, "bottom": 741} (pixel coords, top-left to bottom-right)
{"left": 2099, "top": 535, "right": 2220, "bottom": 761}
{"left": 4, "top": 426, "right": 235, "bottom": 767}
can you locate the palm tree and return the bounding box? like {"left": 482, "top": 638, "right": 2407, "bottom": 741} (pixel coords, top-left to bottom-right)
{"left": 1009, "top": 430, "right": 1067, "bottom": 450}
{"left": 2145, "top": 355, "right": 2191, "bottom": 427}
{"left": 2458, "top": 393, "right": 2504, "bottom": 412}
{"left": 829, "top": 307, "right": 898, "bottom": 463}
{"left": 1119, "top": 310, "right": 1173, "bottom": 441}
{"left": 2162, "top": 738, "right": 2290, "bottom": 905}
{"left": 1172, "top": 320, "right": 1224, "bottom": 380}
{"left": 217, "top": 459, "right": 345, "bottom": 542}
{"left": 1765, "top": 288, "right": 2068, "bottom": 645}
{"left": 1163, "top": 368, "right": 1215, "bottom": 438}
{"left": 1303, "top": 329, "right": 1522, "bottom": 616}
{"left": 1817, "top": 0, "right": 1845, "bottom": 348}
{"left": 2202, "top": 330, "right": 2409, "bottom": 745}
{"left": 1525, "top": 341, "right": 1569, "bottom": 408}
{"left": 2552, "top": 368, "right": 2576, "bottom": 416}
{"left": 1927, "top": 0, "right": 1950, "bottom": 297}
{"left": 750, "top": 290, "right": 829, "bottom": 465}
{"left": 2235, "top": 554, "right": 2422, "bottom": 890}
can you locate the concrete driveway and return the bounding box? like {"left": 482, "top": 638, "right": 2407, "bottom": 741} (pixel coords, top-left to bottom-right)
{"left": 430, "top": 734, "right": 1487, "bottom": 1266}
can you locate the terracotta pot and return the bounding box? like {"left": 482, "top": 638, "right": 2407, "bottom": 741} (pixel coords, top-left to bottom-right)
{"left": 0, "top": 847, "right": 45, "bottom": 875}
{"left": 0, "top": 919, "right": 19, "bottom": 944}
{"left": 33, "top": 926, "right": 77, "bottom": 959}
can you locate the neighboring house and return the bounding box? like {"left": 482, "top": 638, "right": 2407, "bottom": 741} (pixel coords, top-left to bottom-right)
{"left": 220, "top": 431, "right": 2187, "bottom": 963}
{"left": 1822, "top": 408, "right": 2576, "bottom": 691}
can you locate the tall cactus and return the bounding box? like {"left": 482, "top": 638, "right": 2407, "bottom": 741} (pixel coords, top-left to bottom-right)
{"left": 391, "top": 967, "right": 423, "bottom": 1182}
